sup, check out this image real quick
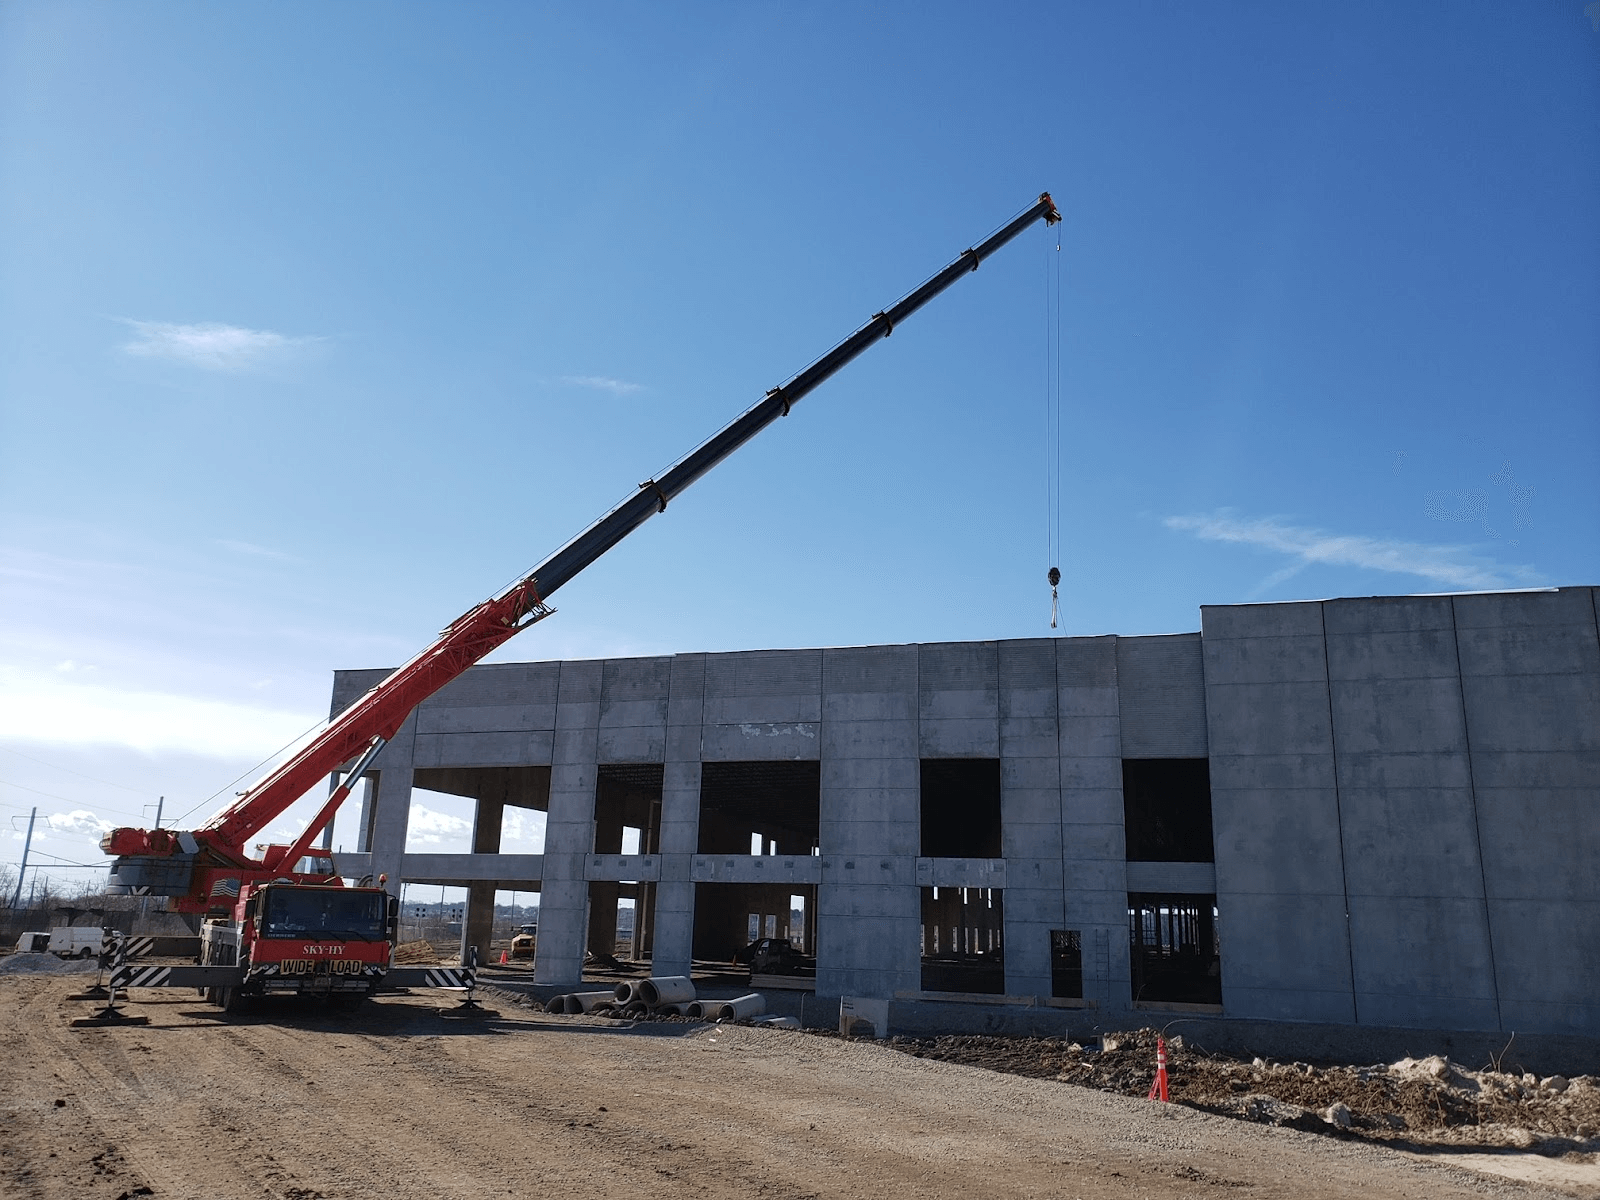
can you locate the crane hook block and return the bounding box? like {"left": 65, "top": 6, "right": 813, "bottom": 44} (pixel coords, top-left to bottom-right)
{"left": 1048, "top": 566, "right": 1061, "bottom": 587}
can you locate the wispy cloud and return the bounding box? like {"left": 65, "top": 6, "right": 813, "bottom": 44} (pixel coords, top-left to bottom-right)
{"left": 121, "top": 320, "right": 317, "bottom": 370}
{"left": 560, "top": 374, "right": 643, "bottom": 396}
{"left": 0, "top": 667, "right": 317, "bottom": 758}
{"left": 1164, "top": 511, "right": 1535, "bottom": 591}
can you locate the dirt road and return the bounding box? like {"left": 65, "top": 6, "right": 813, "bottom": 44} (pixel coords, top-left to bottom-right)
{"left": 0, "top": 975, "right": 1588, "bottom": 1200}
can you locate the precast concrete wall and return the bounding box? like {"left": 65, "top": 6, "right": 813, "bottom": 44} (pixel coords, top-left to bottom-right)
{"left": 328, "top": 585, "right": 1599, "bottom": 1040}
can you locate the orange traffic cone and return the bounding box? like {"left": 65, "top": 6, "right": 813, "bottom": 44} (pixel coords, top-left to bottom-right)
{"left": 1147, "top": 1035, "right": 1170, "bottom": 1102}
{"left": 499, "top": 949, "right": 509, "bottom": 965}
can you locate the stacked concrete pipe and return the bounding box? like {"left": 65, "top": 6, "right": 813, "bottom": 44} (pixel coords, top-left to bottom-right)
{"left": 716, "top": 993, "right": 766, "bottom": 1021}
{"left": 562, "top": 990, "right": 619, "bottom": 1014}
{"left": 635, "top": 976, "right": 696, "bottom": 1007}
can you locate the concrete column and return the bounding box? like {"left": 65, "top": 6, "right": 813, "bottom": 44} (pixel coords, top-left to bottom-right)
{"left": 365, "top": 711, "right": 419, "bottom": 888}
{"left": 459, "top": 793, "right": 504, "bottom": 968}
{"left": 818, "top": 645, "right": 921, "bottom": 1000}
{"left": 998, "top": 639, "right": 1062, "bottom": 998}
{"left": 1057, "top": 636, "right": 1132, "bottom": 1013}
{"left": 652, "top": 653, "right": 705, "bottom": 978}
{"left": 533, "top": 661, "right": 602, "bottom": 986}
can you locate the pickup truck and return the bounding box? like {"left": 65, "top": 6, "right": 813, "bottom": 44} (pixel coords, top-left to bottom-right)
{"left": 734, "top": 937, "right": 808, "bottom": 976}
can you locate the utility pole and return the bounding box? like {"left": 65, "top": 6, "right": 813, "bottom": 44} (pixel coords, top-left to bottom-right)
{"left": 10, "top": 807, "right": 36, "bottom": 909}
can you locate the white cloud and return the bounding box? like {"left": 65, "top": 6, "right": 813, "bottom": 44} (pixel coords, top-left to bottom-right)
{"left": 560, "top": 374, "right": 643, "bottom": 396}
{"left": 0, "top": 667, "right": 318, "bottom": 759}
{"left": 1164, "top": 511, "right": 1534, "bottom": 591}
{"left": 406, "top": 802, "right": 471, "bottom": 845}
{"left": 48, "top": 809, "right": 113, "bottom": 837}
{"left": 121, "top": 320, "right": 316, "bottom": 370}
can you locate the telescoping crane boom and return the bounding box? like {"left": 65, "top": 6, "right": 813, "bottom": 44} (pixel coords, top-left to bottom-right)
{"left": 102, "top": 192, "right": 1062, "bottom": 914}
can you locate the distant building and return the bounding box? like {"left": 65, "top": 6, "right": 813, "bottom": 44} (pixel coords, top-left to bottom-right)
{"left": 332, "top": 586, "right": 1599, "bottom": 1040}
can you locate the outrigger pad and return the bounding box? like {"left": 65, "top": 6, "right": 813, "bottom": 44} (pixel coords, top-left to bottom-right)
{"left": 434, "top": 1005, "right": 497, "bottom": 1020}
{"left": 70, "top": 1008, "right": 150, "bottom": 1028}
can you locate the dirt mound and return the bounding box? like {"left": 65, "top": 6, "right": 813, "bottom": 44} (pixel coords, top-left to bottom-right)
{"left": 390, "top": 939, "right": 442, "bottom": 965}
{"left": 882, "top": 1027, "right": 1600, "bottom": 1155}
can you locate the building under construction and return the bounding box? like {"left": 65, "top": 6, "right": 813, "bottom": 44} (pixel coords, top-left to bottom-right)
{"left": 330, "top": 585, "right": 1598, "bottom": 1041}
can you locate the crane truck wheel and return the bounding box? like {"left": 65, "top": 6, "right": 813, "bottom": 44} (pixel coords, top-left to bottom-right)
{"left": 218, "top": 986, "right": 251, "bottom": 1015}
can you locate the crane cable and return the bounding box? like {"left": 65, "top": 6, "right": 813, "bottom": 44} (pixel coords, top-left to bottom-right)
{"left": 1044, "top": 216, "right": 1063, "bottom": 628}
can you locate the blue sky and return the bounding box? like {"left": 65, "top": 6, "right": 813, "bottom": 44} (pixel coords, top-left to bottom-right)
{"left": 2, "top": 3, "right": 1597, "bottom": 895}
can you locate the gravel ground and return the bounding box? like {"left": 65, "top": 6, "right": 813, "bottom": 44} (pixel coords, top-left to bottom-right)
{"left": 4, "top": 974, "right": 1595, "bottom": 1200}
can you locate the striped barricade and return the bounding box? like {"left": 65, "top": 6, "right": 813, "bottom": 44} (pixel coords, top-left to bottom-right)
{"left": 110, "top": 964, "right": 246, "bottom": 990}
{"left": 383, "top": 965, "right": 476, "bottom": 990}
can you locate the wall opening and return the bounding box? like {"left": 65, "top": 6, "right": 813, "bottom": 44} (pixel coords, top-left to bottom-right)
{"left": 587, "top": 764, "right": 663, "bottom": 973}
{"left": 920, "top": 759, "right": 1002, "bottom": 858}
{"left": 1122, "top": 759, "right": 1214, "bottom": 862}
{"left": 920, "top": 886, "right": 1005, "bottom": 994}
{"left": 1128, "top": 892, "right": 1221, "bottom": 1005}
{"left": 693, "top": 882, "right": 817, "bottom": 978}
{"left": 697, "top": 761, "right": 820, "bottom": 856}
{"left": 1050, "top": 929, "right": 1083, "bottom": 999}
{"left": 585, "top": 880, "right": 652, "bottom": 973}
{"left": 409, "top": 765, "right": 551, "bottom": 855}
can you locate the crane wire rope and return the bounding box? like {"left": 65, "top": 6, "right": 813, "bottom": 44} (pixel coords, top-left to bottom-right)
{"left": 168, "top": 716, "right": 329, "bottom": 829}
{"left": 1044, "top": 216, "right": 1063, "bottom": 628}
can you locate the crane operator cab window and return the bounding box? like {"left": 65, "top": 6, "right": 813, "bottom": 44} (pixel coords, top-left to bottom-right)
{"left": 260, "top": 887, "right": 387, "bottom": 941}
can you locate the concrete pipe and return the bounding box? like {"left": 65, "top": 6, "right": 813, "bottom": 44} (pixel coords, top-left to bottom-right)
{"left": 545, "top": 994, "right": 568, "bottom": 1013}
{"left": 684, "top": 999, "right": 716, "bottom": 1019}
{"left": 636, "top": 975, "right": 696, "bottom": 1007}
{"left": 613, "top": 981, "right": 639, "bottom": 1004}
{"left": 717, "top": 993, "right": 766, "bottom": 1021}
{"left": 567, "top": 990, "right": 618, "bottom": 1014}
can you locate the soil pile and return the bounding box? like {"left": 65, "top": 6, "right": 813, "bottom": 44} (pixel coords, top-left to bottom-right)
{"left": 390, "top": 939, "right": 442, "bottom": 964}
{"left": 884, "top": 1027, "right": 1600, "bottom": 1156}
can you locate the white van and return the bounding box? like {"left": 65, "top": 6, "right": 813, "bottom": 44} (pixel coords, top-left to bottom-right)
{"left": 13, "top": 928, "right": 103, "bottom": 958}
{"left": 49, "top": 928, "right": 103, "bottom": 958}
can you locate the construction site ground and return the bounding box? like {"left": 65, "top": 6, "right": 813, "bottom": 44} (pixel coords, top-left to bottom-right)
{"left": 2, "top": 972, "right": 1597, "bottom": 1200}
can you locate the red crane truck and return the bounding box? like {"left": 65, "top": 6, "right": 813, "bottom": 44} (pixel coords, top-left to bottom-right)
{"left": 98, "top": 193, "right": 1062, "bottom": 1013}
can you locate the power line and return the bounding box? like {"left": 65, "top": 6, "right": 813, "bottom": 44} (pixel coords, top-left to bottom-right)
{"left": 0, "top": 779, "right": 151, "bottom": 823}
{"left": 0, "top": 745, "right": 151, "bottom": 794}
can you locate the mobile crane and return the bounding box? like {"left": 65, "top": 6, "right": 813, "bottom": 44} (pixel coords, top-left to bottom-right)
{"left": 99, "top": 193, "right": 1062, "bottom": 1010}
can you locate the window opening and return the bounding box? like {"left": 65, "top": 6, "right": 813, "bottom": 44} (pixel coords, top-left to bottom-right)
{"left": 698, "top": 761, "right": 820, "bottom": 856}
{"left": 920, "top": 759, "right": 1003, "bottom": 858}
{"left": 1127, "top": 893, "right": 1221, "bottom": 1005}
{"left": 920, "top": 886, "right": 1005, "bottom": 994}
{"left": 1050, "top": 929, "right": 1082, "bottom": 999}
{"left": 1122, "top": 759, "right": 1214, "bottom": 862}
